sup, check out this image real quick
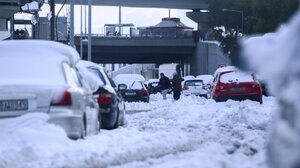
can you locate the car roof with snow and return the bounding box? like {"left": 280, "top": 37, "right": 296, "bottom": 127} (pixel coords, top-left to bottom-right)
{"left": 0, "top": 40, "right": 80, "bottom": 67}
{"left": 196, "top": 75, "right": 214, "bottom": 84}
{"left": 182, "top": 75, "right": 195, "bottom": 81}
{"left": 147, "top": 79, "right": 159, "bottom": 83}
{"left": 213, "top": 66, "right": 237, "bottom": 77}
{"left": 113, "top": 74, "right": 145, "bottom": 83}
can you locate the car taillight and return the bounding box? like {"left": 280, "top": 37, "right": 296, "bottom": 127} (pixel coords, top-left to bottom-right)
{"left": 252, "top": 84, "right": 260, "bottom": 88}
{"left": 215, "top": 85, "right": 224, "bottom": 92}
{"left": 141, "top": 88, "right": 148, "bottom": 95}
{"left": 51, "top": 90, "right": 72, "bottom": 106}
{"left": 182, "top": 86, "right": 189, "bottom": 90}
{"left": 98, "top": 93, "right": 113, "bottom": 105}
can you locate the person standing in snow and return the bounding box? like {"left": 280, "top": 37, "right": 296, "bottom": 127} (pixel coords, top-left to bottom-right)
{"left": 172, "top": 72, "right": 182, "bottom": 100}
{"left": 158, "top": 73, "right": 171, "bottom": 100}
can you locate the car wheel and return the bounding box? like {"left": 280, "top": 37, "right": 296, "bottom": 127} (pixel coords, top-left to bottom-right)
{"left": 113, "top": 108, "right": 120, "bottom": 129}
{"left": 98, "top": 112, "right": 102, "bottom": 132}
{"left": 258, "top": 97, "right": 263, "bottom": 104}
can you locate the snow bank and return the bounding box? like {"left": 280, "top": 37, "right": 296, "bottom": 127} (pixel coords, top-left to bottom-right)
{"left": 242, "top": 10, "right": 300, "bottom": 168}
{"left": 0, "top": 95, "right": 276, "bottom": 168}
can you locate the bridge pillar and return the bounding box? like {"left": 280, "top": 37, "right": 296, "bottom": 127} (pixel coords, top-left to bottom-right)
{"left": 186, "top": 10, "right": 211, "bottom": 40}
{"left": 190, "top": 42, "right": 230, "bottom": 76}
{"left": 0, "top": 19, "right": 7, "bottom": 31}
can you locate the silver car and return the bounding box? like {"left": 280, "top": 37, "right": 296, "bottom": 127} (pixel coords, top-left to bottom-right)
{"left": 0, "top": 40, "right": 100, "bottom": 139}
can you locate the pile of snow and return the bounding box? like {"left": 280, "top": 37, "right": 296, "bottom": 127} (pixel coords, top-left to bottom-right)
{"left": 125, "top": 93, "right": 173, "bottom": 112}
{"left": 0, "top": 93, "right": 277, "bottom": 167}
{"left": 242, "top": 10, "right": 300, "bottom": 168}
{"left": 21, "top": 1, "right": 40, "bottom": 12}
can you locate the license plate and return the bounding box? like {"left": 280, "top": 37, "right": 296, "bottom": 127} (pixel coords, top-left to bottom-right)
{"left": 125, "top": 92, "right": 136, "bottom": 96}
{"left": 0, "top": 99, "right": 28, "bottom": 111}
{"left": 230, "top": 87, "right": 246, "bottom": 91}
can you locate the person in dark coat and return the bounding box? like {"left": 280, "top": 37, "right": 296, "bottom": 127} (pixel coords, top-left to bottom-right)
{"left": 158, "top": 73, "right": 171, "bottom": 100}
{"left": 172, "top": 72, "right": 182, "bottom": 100}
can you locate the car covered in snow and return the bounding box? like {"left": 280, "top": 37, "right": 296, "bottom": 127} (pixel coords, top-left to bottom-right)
{"left": 113, "top": 74, "right": 149, "bottom": 102}
{"left": 0, "top": 40, "right": 100, "bottom": 139}
{"left": 196, "top": 75, "right": 214, "bottom": 86}
{"left": 211, "top": 66, "right": 263, "bottom": 103}
{"left": 77, "top": 61, "right": 126, "bottom": 129}
{"left": 182, "top": 79, "right": 209, "bottom": 98}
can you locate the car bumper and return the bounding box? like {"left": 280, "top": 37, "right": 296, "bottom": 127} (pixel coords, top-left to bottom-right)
{"left": 213, "top": 94, "right": 262, "bottom": 103}
{"left": 182, "top": 92, "right": 208, "bottom": 98}
{"left": 48, "top": 108, "right": 83, "bottom": 139}
{"left": 123, "top": 97, "right": 148, "bottom": 102}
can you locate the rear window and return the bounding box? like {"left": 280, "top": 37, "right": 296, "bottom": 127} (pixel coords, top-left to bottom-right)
{"left": 184, "top": 80, "right": 204, "bottom": 86}
{"left": 87, "top": 67, "right": 106, "bottom": 85}
{"left": 220, "top": 71, "right": 254, "bottom": 83}
{"left": 122, "top": 81, "right": 144, "bottom": 89}
{"left": 0, "top": 55, "right": 66, "bottom": 86}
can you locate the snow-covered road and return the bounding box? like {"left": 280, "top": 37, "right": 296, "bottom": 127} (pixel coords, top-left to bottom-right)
{"left": 0, "top": 95, "right": 277, "bottom": 168}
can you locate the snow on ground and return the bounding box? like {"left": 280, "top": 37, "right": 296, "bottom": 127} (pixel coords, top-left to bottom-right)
{"left": 0, "top": 95, "right": 277, "bottom": 168}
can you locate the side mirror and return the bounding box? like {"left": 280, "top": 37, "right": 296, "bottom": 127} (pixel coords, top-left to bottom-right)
{"left": 118, "top": 84, "right": 127, "bottom": 91}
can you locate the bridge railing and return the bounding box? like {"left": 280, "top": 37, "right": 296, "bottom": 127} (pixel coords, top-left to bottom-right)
{"left": 75, "top": 30, "right": 195, "bottom": 39}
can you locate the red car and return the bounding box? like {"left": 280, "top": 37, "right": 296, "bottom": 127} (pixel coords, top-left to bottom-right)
{"left": 211, "top": 67, "right": 263, "bottom": 103}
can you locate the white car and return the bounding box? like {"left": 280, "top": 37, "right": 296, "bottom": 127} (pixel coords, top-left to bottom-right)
{"left": 0, "top": 40, "right": 100, "bottom": 139}
{"left": 196, "top": 75, "right": 214, "bottom": 86}
{"left": 182, "top": 79, "right": 210, "bottom": 98}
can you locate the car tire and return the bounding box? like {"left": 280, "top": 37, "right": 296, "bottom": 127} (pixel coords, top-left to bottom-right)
{"left": 81, "top": 113, "right": 87, "bottom": 139}
{"left": 258, "top": 97, "right": 263, "bottom": 104}
{"left": 113, "top": 108, "right": 120, "bottom": 129}
{"left": 98, "top": 112, "right": 102, "bottom": 132}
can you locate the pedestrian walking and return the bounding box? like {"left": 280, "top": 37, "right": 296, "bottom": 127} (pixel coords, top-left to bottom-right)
{"left": 158, "top": 73, "right": 171, "bottom": 100}
{"left": 172, "top": 72, "right": 182, "bottom": 100}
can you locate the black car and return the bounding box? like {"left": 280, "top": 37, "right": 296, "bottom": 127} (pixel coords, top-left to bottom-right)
{"left": 117, "top": 80, "right": 149, "bottom": 102}
{"left": 77, "top": 61, "right": 126, "bottom": 130}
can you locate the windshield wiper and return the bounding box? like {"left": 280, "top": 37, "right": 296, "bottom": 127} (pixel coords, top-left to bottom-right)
{"left": 129, "top": 81, "right": 135, "bottom": 89}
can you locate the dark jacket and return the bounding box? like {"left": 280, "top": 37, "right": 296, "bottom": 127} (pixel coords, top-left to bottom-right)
{"left": 172, "top": 74, "right": 182, "bottom": 93}
{"left": 158, "top": 76, "right": 171, "bottom": 90}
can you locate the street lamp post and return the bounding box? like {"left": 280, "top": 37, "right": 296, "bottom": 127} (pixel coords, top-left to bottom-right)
{"left": 222, "top": 8, "right": 244, "bottom": 34}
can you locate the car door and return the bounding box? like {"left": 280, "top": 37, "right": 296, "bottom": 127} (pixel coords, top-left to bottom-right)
{"left": 70, "top": 66, "right": 99, "bottom": 134}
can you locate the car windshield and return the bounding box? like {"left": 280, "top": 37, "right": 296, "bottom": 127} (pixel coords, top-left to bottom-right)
{"left": 0, "top": 54, "right": 67, "bottom": 86}
{"left": 184, "top": 80, "right": 204, "bottom": 86}
{"left": 220, "top": 71, "right": 254, "bottom": 83}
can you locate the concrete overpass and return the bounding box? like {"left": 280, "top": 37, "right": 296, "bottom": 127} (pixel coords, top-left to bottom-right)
{"left": 55, "top": 0, "right": 209, "bottom": 10}
{"left": 75, "top": 36, "right": 196, "bottom": 64}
